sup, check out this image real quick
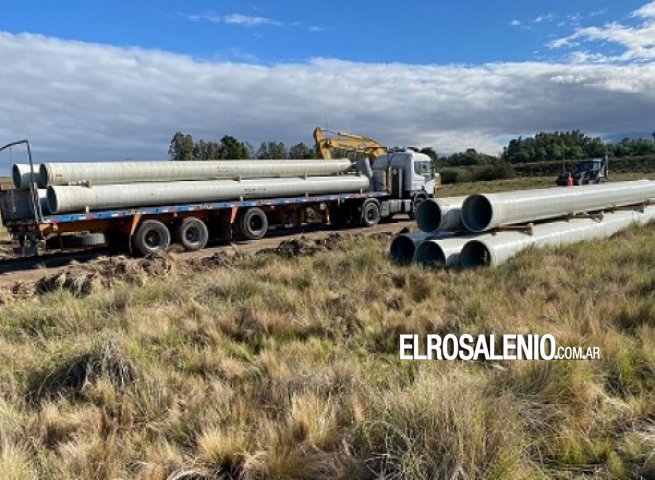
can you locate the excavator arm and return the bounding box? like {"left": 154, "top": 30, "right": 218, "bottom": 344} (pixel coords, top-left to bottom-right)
{"left": 313, "top": 127, "right": 388, "bottom": 160}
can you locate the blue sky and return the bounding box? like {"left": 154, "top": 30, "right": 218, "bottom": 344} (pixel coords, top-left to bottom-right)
{"left": 2, "top": 0, "right": 646, "bottom": 64}
{"left": 0, "top": 1, "right": 654, "bottom": 163}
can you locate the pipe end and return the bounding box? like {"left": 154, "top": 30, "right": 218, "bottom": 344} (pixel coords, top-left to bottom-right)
{"left": 389, "top": 235, "right": 417, "bottom": 264}
{"left": 11, "top": 164, "right": 23, "bottom": 189}
{"left": 461, "top": 195, "right": 493, "bottom": 233}
{"left": 459, "top": 240, "right": 492, "bottom": 268}
{"left": 46, "top": 187, "right": 58, "bottom": 214}
{"left": 416, "top": 199, "right": 442, "bottom": 232}
{"left": 38, "top": 164, "right": 50, "bottom": 188}
{"left": 415, "top": 240, "right": 446, "bottom": 266}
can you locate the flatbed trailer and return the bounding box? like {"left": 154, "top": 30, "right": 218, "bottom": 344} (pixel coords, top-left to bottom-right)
{"left": 1, "top": 140, "right": 417, "bottom": 256}
{"left": 2, "top": 190, "right": 406, "bottom": 256}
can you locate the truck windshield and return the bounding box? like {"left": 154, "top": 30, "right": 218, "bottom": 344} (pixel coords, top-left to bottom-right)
{"left": 414, "top": 160, "right": 434, "bottom": 177}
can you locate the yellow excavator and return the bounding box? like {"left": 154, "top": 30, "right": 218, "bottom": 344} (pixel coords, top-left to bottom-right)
{"left": 313, "top": 127, "right": 388, "bottom": 160}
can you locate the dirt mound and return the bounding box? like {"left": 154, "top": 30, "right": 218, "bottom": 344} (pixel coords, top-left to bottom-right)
{"left": 260, "top": 233, "right": 344, "bottom": 258}
{"left": 91, "top": 254, "right": 176, "bottom": 284}
{"left": 36, "top": 271, "right": 102, "bottom": 297}
{"left": 189, "top": 251, "right": 238, "bottom": 269}
{"left": 34, "top": 254, "right": 178, "bottom": 297}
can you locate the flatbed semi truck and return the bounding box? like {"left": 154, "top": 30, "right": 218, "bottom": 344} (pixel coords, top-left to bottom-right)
{"left": 0, "top": 140, "right": 437, "bottom": 256}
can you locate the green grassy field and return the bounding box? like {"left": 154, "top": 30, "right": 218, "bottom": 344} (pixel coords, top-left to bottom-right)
{"left": 1, "top": 175, "right": 655, "bottom": 479}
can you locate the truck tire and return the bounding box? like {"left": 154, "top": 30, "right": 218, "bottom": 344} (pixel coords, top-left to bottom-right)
{"left": 361, "top": 200, "right": 381, "bottom": 227}
{"left": 133, "top": 220, "right": 171, "bottom": 256}
{"left": 239, "top": 207, "right": 268, "bottom": 240}
{"left": 175, "top": 217, "right": 209, "bottom": 251}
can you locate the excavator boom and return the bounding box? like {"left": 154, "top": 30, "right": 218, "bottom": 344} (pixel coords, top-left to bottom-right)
{"left": 313, "top": 127, "right": 388, "bottom": 160}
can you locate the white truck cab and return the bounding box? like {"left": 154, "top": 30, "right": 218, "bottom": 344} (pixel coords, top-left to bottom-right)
{"left": 371, "top": 151, "right": 438, "bottom": 200}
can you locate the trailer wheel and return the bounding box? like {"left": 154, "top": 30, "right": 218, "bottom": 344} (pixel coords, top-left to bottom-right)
{"left": 361, "top": 200, "right": 381, "bottom": 227}
{"left": 133, "top": 220, "right": 171, "bottom": 256}
{"left": 175, "top": 217, "right": 209, "bottom": 251}
{"left": 239, "top": 208, "right": 268, "bottom": 240}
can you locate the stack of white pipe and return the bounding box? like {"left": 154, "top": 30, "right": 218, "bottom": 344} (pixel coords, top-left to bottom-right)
{"left": 390, "top": 180, "right": 655, "bottom": 268}
{"left": 8, "top": 158, "right": 365, "bottom": 214}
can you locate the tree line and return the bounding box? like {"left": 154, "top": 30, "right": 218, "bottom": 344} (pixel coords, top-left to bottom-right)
{"left": 501, "top": 130, "right": 655, "bottom": 164}
{"left": 169, "top": 132, "right": 317, "bottom": 161}
{"left": 169, "top": 129, "right": 655, "bottom": 165}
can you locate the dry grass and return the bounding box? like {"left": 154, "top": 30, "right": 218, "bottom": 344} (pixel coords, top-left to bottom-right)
{"left": 438, "top": 172, "right": 650, "bottom": 196}
{"left": 0, "top": 222, "right": 655, "bottom": 479}
{"left": 1, "top": 174, "right": 655, "bottom": 478}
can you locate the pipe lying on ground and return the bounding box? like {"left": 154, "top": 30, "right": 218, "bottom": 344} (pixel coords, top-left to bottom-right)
{"left": 47, "top": 175, "right": 370, "bottom": 214}
{"left": 459, "top": 206, "right": 655, "bottom": 268}
{"left": 389, "top": 231, "right": 456, "bottom": 264}
{"left": 12, "top": 164, "right": 42, "bottom": 190}
{"left": 415, "top": 196, "right": 467, "bottom": 232}
{"left": 389, "top": 232, "right": 436, "bottom": 264}
{"left": 461, "top": 180, "right": 655, "bottom": 232}
{"left": 415, "top": 235, "right": 478, "bottom": 267}
{"left": 39, "top": 159, "right": 352, "bottom": 188}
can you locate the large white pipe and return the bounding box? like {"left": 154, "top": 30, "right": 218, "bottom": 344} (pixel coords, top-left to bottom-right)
{"left": 12, "top": 164, "right": 43, "bottom": 190}
{"left": 459, "top": 206, "right": 655, "bottom": 268}
{"left": 0, "top": 188, "right": 48, "bottom": 219}
{"left": 415, "top": 196, "right": 467, "bottom": 232}
{"left": 415, "top": 235, "right": 478, "bottom": 267}
{"left": 39, "top": 159, "right": 352, "bottom": 188}
{"left": 461, "top": 180, "right": 655, "bottom": 232}
{"left": 47, "top": 175, "right": 369, "bottom": 214}
{"left": 389, "top": 232, "right": 435, "bottom": 264}
{"left": 389, "top": 231, "right": 456, "bottom": 264}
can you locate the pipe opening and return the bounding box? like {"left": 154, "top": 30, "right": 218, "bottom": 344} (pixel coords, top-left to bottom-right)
{"left": 390, "top": 235, "right": 417, "bottom": 264}
{"left": 461, "top": 195, "right": 493, "bottom": 232}
{"left": 38, "top": 164, "right": 50, "bottom": 188}
{"left": 459, "top": 240, "right": 492, "bottom": 268}
{"left": 46, "top": 187, "right": 58, "bottom": 214}
{"left": 11, "top": 165, "right": 23, "bottom": 189}
{"left": 416, "top": 199, "right": 442, "bottom": 232}
{"left": 415, "top": 240, "right": 446, "bottom": 266}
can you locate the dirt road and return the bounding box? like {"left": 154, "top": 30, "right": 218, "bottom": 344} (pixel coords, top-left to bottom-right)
{"left": 0, "top": 218, "right": 414, "bottom": 286}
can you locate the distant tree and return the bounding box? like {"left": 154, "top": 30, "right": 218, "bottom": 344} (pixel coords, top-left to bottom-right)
{"left": 257, "top": 141, "right": 287, "bottom": 159}
{"left": 419, "top": 147, "right": 438, "bottom": 163}
{"left": 444, "top": 148, "right": 495, "bottom": 166}
{"left": 219, "top": 135, "right": 250, "bottom": 159}
{"left": 289, "top": 142, "right": 316, "bottom": 159}
{"left": 652, "top": 129, "right": 655, "bottom": 143}
{"left": 169, "top": 131, "right": 195, "bottom": 161}
{"left": 194, "top": 140, "right": 221, "bottom": 160}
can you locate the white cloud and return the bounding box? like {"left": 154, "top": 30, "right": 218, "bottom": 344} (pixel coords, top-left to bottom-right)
{"left": 223, "top": 14, "right": 280, "bottom": 27}
{"left": 534, "top": 14, "right": 556, "bottom": 23}
{"left": 0, "top": 32, "right": 654, "bottom": 165}
{"left": 185, "top": 13, "right": 280, "bottom": 27}
{"left": 549, "top": 2, "right": 655, "bottom": 61}
{"left": 509, "top": 20, "right": 522, "bottom": 27}
{"left": 634, "top": 1, "right": 655, "bottom": 18}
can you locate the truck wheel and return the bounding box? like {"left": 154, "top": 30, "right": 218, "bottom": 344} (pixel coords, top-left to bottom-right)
{"left": 175, "top": 217, "right": 209, "bottom": 251}
{"left": 133, "top": 220, "right": 171, "bottom": 256}
{"left": 361, "top": 200, "right": 381, "bottom": 227}
{"left": 239, "top": 208, "right": 268, "bottom": 240}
